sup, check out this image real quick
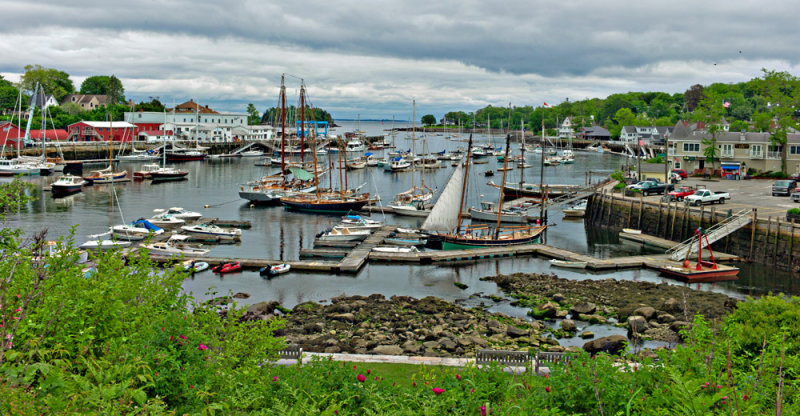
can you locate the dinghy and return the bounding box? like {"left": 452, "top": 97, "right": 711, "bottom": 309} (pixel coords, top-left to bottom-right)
{"left": 259, "top": 263, "right": 291, "bottom": 277}
{"left": 549, "top": 259, "right": 588, "bottom": 269}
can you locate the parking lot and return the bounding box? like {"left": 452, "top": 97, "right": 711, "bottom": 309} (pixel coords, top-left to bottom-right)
{"left": 639, "top": 178, "right": 797, "bottom": 218}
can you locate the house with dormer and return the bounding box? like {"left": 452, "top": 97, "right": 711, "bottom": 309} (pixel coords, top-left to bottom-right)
{"left": 619, "top": 125, "right": 673, "bottom": 146}
{"left": 61, "top": 94, "right": 110, "bottom": 110}
{"left": 28, "top": 91, "right": 59, "bottom": 110}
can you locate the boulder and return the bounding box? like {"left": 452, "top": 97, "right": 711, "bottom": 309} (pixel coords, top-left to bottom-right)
{"left": 627, "top": 316, "right": 649, "bottom": 334}
{"left": 467, "top": 335, "right": 489, "bottom": 348}
{"left": 670, "top": 321, "right": 690, "bottom": 333}
{"left": 246, "top": 301, "right": 274, "bottom": 315}
{"left": 324, "top": 346, "right": 341, "bottom": 353}
{"left": 555, "top": 310, "right": 569, "bottom": 318}
{"left": 402, "top": 340, "right": 421, "bottom": 354}
{"left": 531, "top": 301, "right": 558, "bottom": 319}
{"left": 456, "top": 336, "right": 473, "bottom": 347}
{"left": 583, "top": 335, "right": 628, "bottom": 355}
{"left": 662, "top": 298, "right": 681, "bottom": 312}
{"left": 657, "top": 313, "right": 676, "bottom": 324}
{"left": 570, "top": 301, "right": 597, "bottom": 315}
{"left": 486, "top": 320, "right": 506, "bottom": 334}
{"left": 580, "top": 331, "right": 594, "bottom": 339}
{"left": 551, "top": 293, "right": 565, "bottom": 303}
{"left": 439, "top": 338, "right": 458, "bottom": 351}
{"left": 423, "top": 341, "right": 440, "bottom": 349}
{"left": 560, "top": 319, "right": 577, "bottom": 332}
{"left": 372, "top": 345, "right": 404, "bottom": 355}
{"left": 632, "top": 306, "right": 657, "bottom": 321}
{"left": 506, "top": 325, "right": 528, "bottom": 338}
{"left": 232, "top": 292, "right": 251, "bottom": 299}
{"left": 332, "top": 313, "right": 356, "bottom": 323}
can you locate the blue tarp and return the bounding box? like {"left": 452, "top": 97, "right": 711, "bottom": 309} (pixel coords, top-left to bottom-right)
{"left": 392, "top": 157, "right": 402, "bottom": 161}
{"left": 346, "top": 215, "right": 361, "bottom": 220}
{"left": 365, "top": 152, "right": 373, "bottom": 156}
{"left": 132, "top": 219, "right": 162, "bottom": 232}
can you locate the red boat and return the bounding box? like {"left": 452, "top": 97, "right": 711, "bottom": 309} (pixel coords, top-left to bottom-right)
{"left": 659, "top": 228, "right": 739, "bottom": 282}
{"left": 212, "top": 261, "right": 242, "bottom": 274}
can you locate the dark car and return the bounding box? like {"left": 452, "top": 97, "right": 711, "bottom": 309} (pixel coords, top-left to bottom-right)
{"left": 638, "top": 181, "right": 674, "bottom": 196}
{"left": 671, "top": 168, "right": 688, "bottom": 179}
{"left": 772, "top": 180, "right": 797, "bottom": 196}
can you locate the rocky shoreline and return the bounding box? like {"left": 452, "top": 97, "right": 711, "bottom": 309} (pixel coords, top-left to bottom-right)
{"left": 230, "top": 272, "right": 739, "bottom": 357}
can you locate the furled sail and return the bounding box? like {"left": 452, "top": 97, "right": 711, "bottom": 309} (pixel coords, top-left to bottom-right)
{"left": 421, "top": 163, "right": 464, "bottom": 231}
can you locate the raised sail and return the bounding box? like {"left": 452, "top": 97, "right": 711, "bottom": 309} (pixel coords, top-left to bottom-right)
{"left": 421, "top": 163, "right": 464, "bottom": 232}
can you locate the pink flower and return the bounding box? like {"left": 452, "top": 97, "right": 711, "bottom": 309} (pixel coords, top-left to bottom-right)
{"left": 190, "top": 385, "right": 194, "bottom": 389}
{"left": 198, "top": 343, "right": 208, "bottom": 351}
{"left": 723, "top": 396, "right": 728, "bottom": 400}
{"left": 16, "top": 294, "right": 20, "bottom": 298}
{"left": 357, "top": 374, "right": 366, "bottom": 382}
{"left": 161, "top": 327, "right": 165, "bottom": 331}
{"left": 481, "top": 405, "right": 492, "bottom": 416}
{"left": 14, "top": 308, "right": 21, "bottom": 313}
{"left": 432, "top": 387, "right": 444, "bottom": 395}
{"left": 412, "top": 382, "right": 417, "bottom": 387}
{"left": 743, "top": 394, "right": 749, "bottom": 401}
{"left": 353, "top": 365, "right": 357, "bottom": 370}
{"left": 367, "top": 369, "right": 371, "bottom": 374}
{"left": 273, "top": 376, "right": 278, "bottom": 382}
{"left": 155, "top": 372, "right": 159, "bottom": 376}
{"left": 545, "top": 386, "right": 551, "bottom": 393}
{"left": 456, "top": 374, "right": 461, "bottom": 381}
{"left": 375, "top": 376, "right": 379, "bottom": 381}
{"left": 179, "top": 335, "right": 187, "bottom": 340}
{"left": 470, "top": 388, "right": 475, "bottom": 393}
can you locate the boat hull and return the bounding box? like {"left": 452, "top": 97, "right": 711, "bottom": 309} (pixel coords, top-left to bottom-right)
{"left": 468, "top": 207, "right": 528, "bottom": 223}
{"left": 440, "top": 233, "right": 541, "bottom": 250}
{"left": 151, "top": 172, "right": 189, "bottom": 182}
{"left": 658, "top": 265, "right": 739, "bottom": 282}
{"left": 280, "top": 199, "right": 369, "bottom": 214}
{"left": 51, "top": 184, "right": 83, "bottom": 197}
{"left": 167, "top": 153, "right": 206, "bottom": 162}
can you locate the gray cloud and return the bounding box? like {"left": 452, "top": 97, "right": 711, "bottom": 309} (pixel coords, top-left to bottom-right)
{"left": 1, "top": 0, "right": 799, "bottom": 118}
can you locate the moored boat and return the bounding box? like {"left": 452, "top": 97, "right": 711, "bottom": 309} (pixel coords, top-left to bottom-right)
{"left": 142, "top": 235, "right": 210, "bottom": 258}
{"left": 83, "top": 166, "right": 130, "bottom": 184}
{"left": 372, "top": 246, "right": 419, "bottom": 253}
{"left": 181, "top": 223, "right": 241, "bottom": 240}
{"left": 50, "top": 175, "right": 86, "bottom": 197}
{"left": 318, "top": 227, "right": 372, "bottom": 241}
{"left": 549, "top": 259, "right": 587, "bottom": 269}
{"left": 259, "top": 263, "right": 291, "bottom": 277}
{"left": 212, "top": 261, "right": 241, "bottom": 274}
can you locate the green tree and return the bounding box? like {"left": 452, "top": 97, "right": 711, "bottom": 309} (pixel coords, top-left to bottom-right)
{"left": 758, "top": 69, "right": 800, "bottom": 174}
{"left": 20, "top": 64, "right": 74, "bottom": 102}
{"left": 421, "top": 114, "right": 437, "bottom": 126}
{"left": 0, "top": 84, "right": 19, "bottom": 113}
{"left": 134, "top": 98, "right": 165, "bottom": 113}
{"left": 80, "top": 75, "right": 125, "bottom": 104}
{"left": 246, "top": 103, "right": 260, "bottom": 125}
{"left": 683, "top": 84, "right": 705, "bottom": 112}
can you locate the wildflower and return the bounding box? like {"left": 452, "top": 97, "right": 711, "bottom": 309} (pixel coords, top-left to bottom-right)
{"left": 481, "top": 405, "right": 492, "bottom": 415}
{"left": 273, "top": 376, "right": 278, "bottom": 382}
{"left": 353, "top": 365, "right": 357, "bottom": 370}
{"left": 723, "top": 396, "right": 728, "bottom": 400}
{"left": 392, "top": 382, "right": 396, "bottom": 386}
{"left": 179, "top": 335, "right": 187, "bottom": 340}
{"left": 198, "top": 343, "right": 208, "bottom": 351}
{"left": 544, "top": 374, "right": 549, "bottom": 378}
{"left": 432, "top": 387, "right": 444, "bottom": 395}
{"left": 161, "top": 327, "right": 165, "bottom": 331}
{"left": 716, "top": 385, "right": 722, "bottom": 389}
{"left": 375, "top": 376, "right": 379, "bottom": 381}
{"left": 470, "top": 388, "right": 475, "bottom": 393}
{"left": 169, "top": 336, "right": 174, "bottom": 341}
{"left": 334, "top": 411, "right": 338, "bottom": 415}
{"left": 5, "top": 334, "right": 10, "bottom": 340}
{"left": 16, "top": 294, "right": 20, "bottom": 298}
{"left": 701, "top": 385, "right": 707, "bottom": 389}
{"left": 367, "top": 369, "right": 371, "bottom": 374}
{"left": 456, "top": 374, "right": 461, "bottom": 381}
{"left": 545, "top": 386, "right": 551, "bottom": 393}
{"left": 155, "top": 372, "right": 159, "bottom": 376}
{"left": 743, "top": 394, "right": 749, "bottom": 401}
{"left": 190, "top": 385, "right": 194, "bottom": 389}
{"left": 357, "top": 374, "right": 366, "bottom": 382}
{"left": 14, "top": 308, "right": 21, "bottom": 313}
{"left": 413, "top": 382, "right": 417, "bottom": 387}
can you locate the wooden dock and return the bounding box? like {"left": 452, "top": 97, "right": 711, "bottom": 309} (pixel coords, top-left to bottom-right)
{"left": 338, "top": 225, "right": 396, "bottom": 273}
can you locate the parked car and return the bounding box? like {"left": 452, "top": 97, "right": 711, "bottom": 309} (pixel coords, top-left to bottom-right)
{"left": 772, "top": 180, "right": 797, "bottom": 196}
{"left": 670, "top": 172, "right": 682, "bottom": 182}
{"left": 625, "top": 181, "right": 645, "bottom": 190}
{"left": 791, "top": 187, "right": 800, "bottom": 202}
{"left": 671, "top": 168, "right": 688, "bottom": 179}
{"left": 638, "top": 181, "right": 674, "bottom": 196}
{"left": 684, "top": 190, "right": 730, "bottom": 205}
{"left": 666, "top": 186, "right": 695, "bottom": 201}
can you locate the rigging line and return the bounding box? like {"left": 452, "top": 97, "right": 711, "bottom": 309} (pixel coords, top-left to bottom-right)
{"left": 204, "top": 198, "right": 246, "bottom": 208}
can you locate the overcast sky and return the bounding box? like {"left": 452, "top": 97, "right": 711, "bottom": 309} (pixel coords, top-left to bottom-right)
{"left": 1, "top": 0, "right": 798, "bottom": 120}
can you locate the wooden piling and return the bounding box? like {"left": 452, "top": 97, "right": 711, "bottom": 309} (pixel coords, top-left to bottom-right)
{"left": 763, "top": 216, "right": 772, "bottom": 262}
{"left": 774, "top": 220, "right": 780, "bottom": 266}
{"left": 637, "top": 193, "right": 644, "bottom": 229}
{"left": 749, "top": 208, "right": 757, "bottom": 261}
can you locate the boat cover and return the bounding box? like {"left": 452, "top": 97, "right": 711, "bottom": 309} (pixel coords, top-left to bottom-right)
{"left": 131, "top": 219, "right": 163, "bottom": 232}
{"left": 289, "top": 167, "right": 314, "bottom": 181}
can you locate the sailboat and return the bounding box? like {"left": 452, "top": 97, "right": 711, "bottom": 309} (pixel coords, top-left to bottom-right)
{"left": 150, "top": 115, "right": 189, "bottom": 182}
{"left": 0, "top": 84, "right": 58, "bottom": 176}
{"left": 468, "top": 133, "right": 529, "bottom": 223}
{"left": 83, "top": 114, "right": 130, "bottom": 184}
{"left": 421, "top": 134, "right": 546, "bottom": 250}
{"left": 390, "top": 100, "right": 433, "bottom": 217}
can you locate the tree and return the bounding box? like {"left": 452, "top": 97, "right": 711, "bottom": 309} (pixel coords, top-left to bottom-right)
{"left": 702, "top": 124, "right": 721, "bottom": 175}
{"left": 79, "top": 75, "right": 125, "bottom": 104}
{"left": 421, "top": 114, "right": 436, "bottom": 126}
{"left": 758, "top": 69, "right": 800, "bottom": 174}
{"left": 246, "top": 103, "right": 260, "bottom": 125}
{"left": 134, "top": 98, "right": 166, "bottom": 113}
{"left": 683, "top": 84, "right": 705, "bottom": 112}
{"left": 20, "top": 64, "right": 74, "bottom": 102}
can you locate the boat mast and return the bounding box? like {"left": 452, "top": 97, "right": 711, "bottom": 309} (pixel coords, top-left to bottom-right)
{"left": 299, "top": 81, "right": 305, "bottom": 164}
{"left": 22, "top": 83, "right": 39, "bottom": 159}
{"left": 539, "top": 103, "right": 546, "bottom": 222}
{"left": 410, "top": 100, "right": 415, "bottom": 193}
{"left": 280, "top": 74, "right": 287, "bottom": 174}
{"left": 495, "top": 134, "right": 512, "bottom": 238}
{"left": 337, "top": 137, "right": 344, "bottom": 196}
{"left": 520, "top": 118, "right": 525, "bottom": 191}
{"left": 309, "top": 106, "right": 320, "bottom": 199}
{"left": 455, "top": 134, "right": 473, "bottom": 234}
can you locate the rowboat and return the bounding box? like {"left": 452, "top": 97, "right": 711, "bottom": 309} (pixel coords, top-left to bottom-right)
{"left": 371, "top": 246, "right": 419, "bottom": 253}
{"left": 183, "top": 260, "right": 210, "bottom": 273}
{"left": 549, "top": 259, "right": 588, "bottom": 269}
{"left": 622, "top": 228, "right": 641, "bottom": 235}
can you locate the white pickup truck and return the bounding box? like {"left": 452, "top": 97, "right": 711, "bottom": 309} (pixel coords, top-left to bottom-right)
{"left": 684, "top": 189, "right": 731, "bottom": 205}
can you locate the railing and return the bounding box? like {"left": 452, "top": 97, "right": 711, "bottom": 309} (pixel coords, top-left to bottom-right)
{"left": 767, "top": 151, "right": 781, "bottom": 160}
{"left": 667, "top": 209, "right": 753, "bottom": 261}
{"left": 719, "top": 151, "right": 735, "bottom": 158}
{"left": 750, "top": 151, "right": 764, "bottom": 159}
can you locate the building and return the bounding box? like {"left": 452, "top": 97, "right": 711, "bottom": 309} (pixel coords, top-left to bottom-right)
{"left": 619, "top": 126, "right": 673, "bottom": 146}
{"left": 66, "top": 121, "right": 138, "bottom": 142}
{"left": 558, "top": 117, "right": 573, "bottom": 139}
{"left": 669, "top": 124, "right": 800, "bottom": 175}
{"left": 578, "top": 126, "right": 610, "bottom": 141}
{"left": 1, "top": 121, "right": 68, "bottom": 147}
{"left": 28, "top": 92, "right": 59, "bottom": 110}
{"left": 61, "top": 94, "right": 110, "bottom": 110}
{"left": 125, "top": 99, "right": 249, "bottom": 143}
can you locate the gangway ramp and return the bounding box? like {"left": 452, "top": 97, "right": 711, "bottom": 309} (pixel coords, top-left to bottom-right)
{"left": 666, "top": 208, "right": 753, "bottom": 261}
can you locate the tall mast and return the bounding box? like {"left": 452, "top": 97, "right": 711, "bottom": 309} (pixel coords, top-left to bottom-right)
{"left": 455, "top": 134, "right": 473, "bottom": 234}
{"left": 309, "top": 106, "right": 320, "bottom": 199}
{"left": 520, "top": 118, "right": 525, "bottom": 190}
{"left": 337, "top": 137, "right": 344, "bottom": 196}
{"left": 495, "top": 134, "right": 512, "bottom": 238}
{"left": 280, "top": 75, "right": 286, "bottom": 173}
{"left": 539, "top": 103, "right": 546, "bottom": 222}
{"left": 22, "top": 83, "right": 39, "bottom": 158}
{"left": 411, "top": 100, "right": 415, "bottom": 191}
{"left": 299, "top": 81, "right": 305, "bottom": 164}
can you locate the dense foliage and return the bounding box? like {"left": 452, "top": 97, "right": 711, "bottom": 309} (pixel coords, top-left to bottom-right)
{"left": 79, "top": 75, "right": 126, "bottom": 105}
{"left": 262, "top": 105, "right": 335, "bottom": 125}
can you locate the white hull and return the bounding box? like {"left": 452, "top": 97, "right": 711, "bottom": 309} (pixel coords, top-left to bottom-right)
{"left": 468, "top": 207, "right": 528, "bottom": 223}
{"left": 549, "top": 259, "right": 587, "bottom": 269}
{"left": 372, "top": 246, "right": 419, "bottom": 253}
{"left": 390, "top": 204, "right": 431, "bottom": 217}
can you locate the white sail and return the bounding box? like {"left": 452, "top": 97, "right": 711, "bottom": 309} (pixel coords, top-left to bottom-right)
{"left": 421, "top": 163, "right": 464, "bottom": 231}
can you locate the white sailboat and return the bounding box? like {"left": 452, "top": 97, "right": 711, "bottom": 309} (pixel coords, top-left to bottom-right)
{"left": 390, "top": 99, "right": 433, "bottom": 217}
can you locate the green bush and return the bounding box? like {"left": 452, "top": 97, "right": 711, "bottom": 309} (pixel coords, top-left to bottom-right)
{"left": 788, "top": 208, "right": 800, "bottom": 215}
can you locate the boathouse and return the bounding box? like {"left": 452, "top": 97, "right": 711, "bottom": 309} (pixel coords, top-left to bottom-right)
{"left": 66, "top": 121, "right": 138, "bottom": 142}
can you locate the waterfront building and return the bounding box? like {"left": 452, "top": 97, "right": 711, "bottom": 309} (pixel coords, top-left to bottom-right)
{"left": 1, "top": 121, "right": 68, "bottom": 147}
{"left": 66, "top": 121, "right": 138, "bottom": 142}
{"left": 669, "top": 122, "right": 800, "bottom": 176}
{"left": 619, "top": 125, "right": 673, "bottom": 146}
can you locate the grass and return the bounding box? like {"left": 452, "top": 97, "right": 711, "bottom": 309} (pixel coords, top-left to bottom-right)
{"left": 334, "top": 361, "right": 519, "bottom": 388}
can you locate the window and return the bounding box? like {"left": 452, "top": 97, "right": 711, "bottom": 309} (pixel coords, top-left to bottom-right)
{"left": 720, "top": 144, "right": 733, "bottom": 156}
{"left": 683, "top": 143, "right": 700, "bottom": 152}
{"left": 790, "top": 145, "right": 800, "bottom": 155}
{"left": 674, "top": 161, "right": 681, "bottom": 169}
{"left": 734, "top": 143, "right": 749, "bottom": 149}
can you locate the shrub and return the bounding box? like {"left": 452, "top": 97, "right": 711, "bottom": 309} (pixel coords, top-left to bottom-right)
{"left": 788, "top": 208, "right": 800, "bottom": 215}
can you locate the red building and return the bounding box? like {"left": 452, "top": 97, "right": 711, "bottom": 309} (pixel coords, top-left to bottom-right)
{"left": 1, "top": 122, "right": 68, "bottom": 148}
{"left": 67, "top": 121, "right": 138, "bottom": 142}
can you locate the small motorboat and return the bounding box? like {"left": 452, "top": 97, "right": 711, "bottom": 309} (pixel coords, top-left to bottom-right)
{"left": 156, "top": 207, "right": 203, "bottom": 220}
{"left": 111, "top": 219, "right": 165, "bottom": 241}
{"left": 371, "top": 246, "right": 419, "bottom": 253}
{"left": 384, "top": 237, "right": 427, "bottom": 247}
{"left": 50, "top": 175, "right": 87, "bottom": 197}
{"left": 259, "top": 263, "right": 291, "bottom": 277}
{"left": 549, "top": 259, "right": 588, "bottom": 269}
{"left": 148, "top": 212, "right": 186, "bottom": 228}
{"left": 183, "top": 260, "right": 209, "bottom": 273}
{"left": 212, "top": 261, "right": 241, "bottom": 274}
{"left": 338, "top": 215, "right": 384, "bottom": 231}
{"left": 79, "top": 239, "right": 132, "bottom": 251}
{"left": 562, "top": 200, "right": 587, "bottom": 218}
{"left": 181, "top": 223, "right": 242, "bottom": 240}
{"left": 318, "top": 227, "right": 372, "bottom": 241}
{"left": 142, "top": 235, "right": 210, "bottom": 258}
{"left": 622, "top": 228, "right": 641, "bottom": 235}
{"left": 658, "top": 228, "right": 739, "bottom": 282}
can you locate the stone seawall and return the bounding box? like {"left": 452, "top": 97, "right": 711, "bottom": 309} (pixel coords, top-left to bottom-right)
{"left": 586, "top": 189, "right": 800, "bottom": 272}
